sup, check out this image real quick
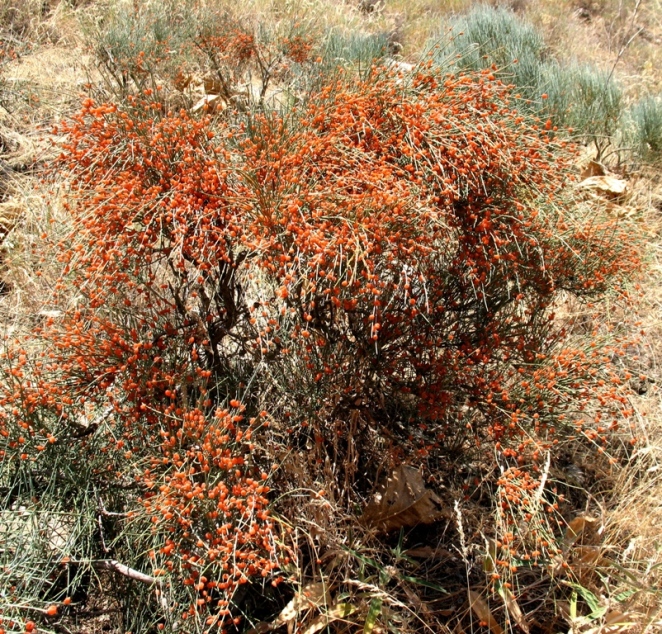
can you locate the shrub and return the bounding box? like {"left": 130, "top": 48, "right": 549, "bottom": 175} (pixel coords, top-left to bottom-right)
{"left": 87, "top": 1, "right": 318, "bottom": 109}
{"left": 0, "top": 59, "right": 640, "bottom": 631}
{"left": 88, "top": 0, "right": 198, "bottom": 99}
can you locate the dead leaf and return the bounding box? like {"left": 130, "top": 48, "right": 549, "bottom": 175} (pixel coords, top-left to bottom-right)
{"left": 361, "top": 465, "right": 446, "bottom": 532}
{"left": 191, "top": 94, "right": 226, "bottom": 114}
{"left": 173, "top": 69, "right": 192, "bottom": 91}
{"left": 564, "top": 516, "right": 598, "bottom": 549}
{"left": 302, "top": 603, "right": 357, "bottom": 634}
{"left": 248, "top": 582, "right": 330, "bottom": 633}
{"left": 203, "top": 75, "right": 223, "bottom": 95}
{"left": 279, "top": 582, "right": 329, "bottom": 621}
{"left": 498, "top": 586, "right": 530, "bottom": 634}
{"left": 0, "top": 200, "right": 23, "bottom": 233}
{"left": 583, "top": 611, "right": 637, "bottom": 634}
{"left": 604, "top": 611, "right": 629, "bottom": 625}
{"left": 468, "top": 590, "right": 504, "bottom": 634}
{"left": 574, "top": 545, "right": 606, "bottom": 566}
{"left": 577, "top": 175, "right": 628, "bottom": 200}
{"left": 580, "top": 160, "right": 607, "bottom": 180}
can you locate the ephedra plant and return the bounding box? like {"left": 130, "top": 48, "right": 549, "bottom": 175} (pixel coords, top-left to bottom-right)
{"left": 0, "top": 51, "right": 641, "bottom": 632}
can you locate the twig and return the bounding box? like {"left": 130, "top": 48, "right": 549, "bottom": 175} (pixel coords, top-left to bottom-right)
{"left": 64, "top": 558, "right": 161, "bottom": 584}
{"left": 607, "top": 0, "right": 644, "bottom": 84}
{"left": 96, "top": 559, "right": 161, "bottom": 584}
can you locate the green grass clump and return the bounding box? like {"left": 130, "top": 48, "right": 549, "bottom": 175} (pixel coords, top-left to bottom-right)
{"left": 441, "top": 4, "right": 545, "bottom": 91}
{"left": 323, "top": 29, "right": 391, "bottom": 68}
{"left": 540, "top": 62, "right": 622, "bottom": 138}
{"left": 626, "top": 94, "right": 662, "bottom": 163}
{"left": 434, "top": 5, "right": 622, "bottom": 146}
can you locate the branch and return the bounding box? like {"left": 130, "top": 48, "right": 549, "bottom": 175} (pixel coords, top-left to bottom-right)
{"left": 96, "top": 560, "right": 161, "bottom": 585}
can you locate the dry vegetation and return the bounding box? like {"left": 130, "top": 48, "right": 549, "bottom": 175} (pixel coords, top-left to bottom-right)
{"left": 1, "top": 1, "right": 661, "bottom": 634}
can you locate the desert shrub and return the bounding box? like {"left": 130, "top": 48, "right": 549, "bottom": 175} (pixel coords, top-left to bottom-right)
{"left": 85, "top": 0, "right": 398, "bottom": 114}
{"left": 88, "top": 0, "right": 204, "bottom": 99}
{"left": 626, "top": 94, "right": 662, "bottom": 162}
{"left": 437, "top": 5, "right": 623, "bottom": 146}
{"left": 0, "top": 58, "right": 640, "bottom": 631}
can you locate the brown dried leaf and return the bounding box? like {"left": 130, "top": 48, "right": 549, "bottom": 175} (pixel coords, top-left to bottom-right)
{"left": 584, "top": 611, "right": 638, "bottom": 634}
{"left": 580, "top": 160, "right": 607, "bottom": 180}
{"left": 302, "top": 603, "right": 357, "bottom": 634}
{"left": 203, "top": 75, "right": 223, "bottom": 95}
{"left": 0, "top": 200, "right": 23, "bottom": 235}
{"left": 499, "top": 586, "right": 530, "bottom": 634}
{"left": 361, "top": 465, "right": 445, "bottom": 533}
{"left": 191, "top": 94, "right": 226, "bottom": 114}
{"left": 250, "top": 582, "right": 329, "bottom": 632}
{"left": 577, "top": 175, "right": 628, "bottom": 199}
{"left": 468, "top": 591, "right": 504, "bottom": 634}
{"left": 564, "top": 516, "right": 598, "bottom": 549}
{"left": 604, "top": 611, "right": 630, "bottom": 625}
{"left": 173, "top": 69, "right": 192, "bottom": 91}
{"left": 575, "top": 545, "right": 606, "bottom": 566}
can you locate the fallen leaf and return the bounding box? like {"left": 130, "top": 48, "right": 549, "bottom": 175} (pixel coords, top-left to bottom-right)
{"left": 246, "top": 582, "right": 330, "bottom": 633}
{"left": 580, "top": 160, "right": 607, "bottom": 180}
{"left": 361, "top": 465, "right": 446, "bottom": 532}
{"left": 191, "top": 94, "right": 226, "bottom": 114}
{"left": 280, "top": 582, "right": 329, "bottom": 620}
{"left": 173, "top": 69, "right": 192, "bottom": 91}
{"left": 583, "top": 610, "right": 637, "bottom": 634}
{"left": 577, "top": 175, "right": 628, "bottom": 199}
{"left": 564, "top": 516, "right": 598, "bottom": 549}
{"left": 574, "top": 545, "right": 606, "bottom": 566}
{"left": 203, "top": 75, "right": 223, "bottom": 95}
{"left": 468, "top": 590, "right": 504, "bottom": 634}
{"left": 302, "top": 603, "right": 357, "bottom": 634}
{"left": 0, "top": 200, "right": 23, "bottom": 235}
{"left": 498, "top": 586, "right": 530, "bottom": 633}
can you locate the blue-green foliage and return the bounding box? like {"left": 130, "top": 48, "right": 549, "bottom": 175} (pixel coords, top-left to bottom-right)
{"left": 323, "top": 30, "right": 390, "bottom": 68}
{"left": 434, "top": 6, "right": 622, "bottom": 142}
{"left": 626, "top": 94, "right": 662, "bottom": 162}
